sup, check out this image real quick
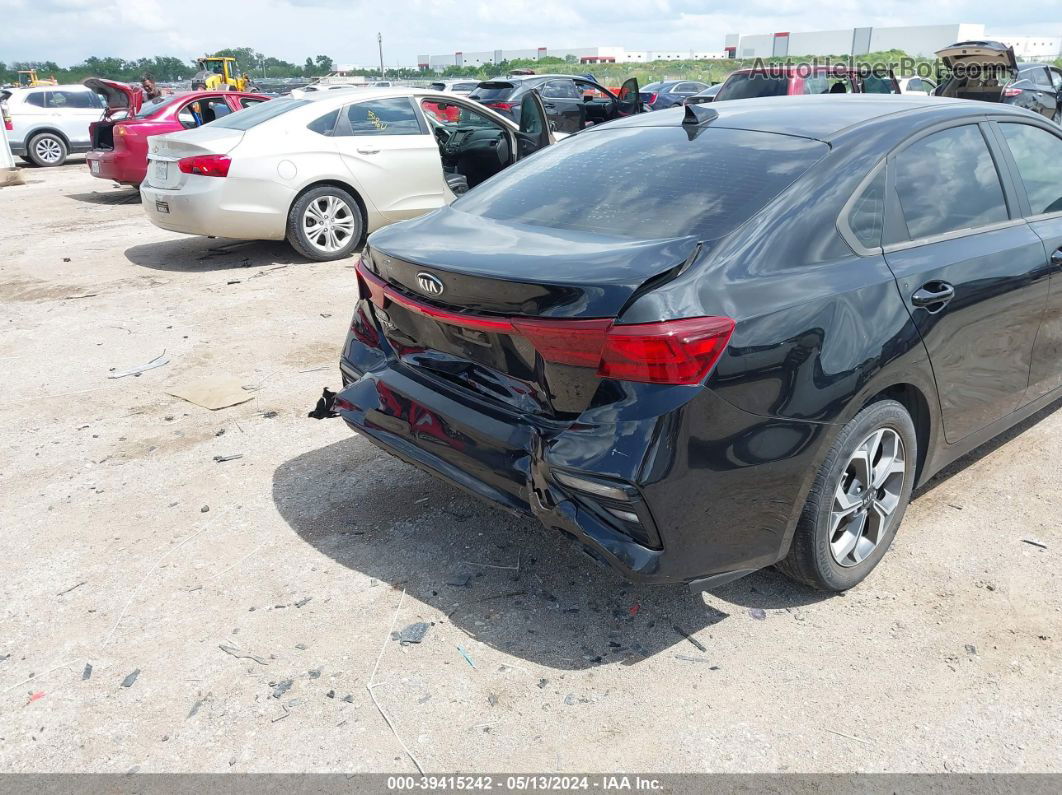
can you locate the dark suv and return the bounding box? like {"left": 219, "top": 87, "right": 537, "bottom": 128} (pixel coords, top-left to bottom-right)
{"left": 935, "top": 40, "right": 1062, "bottom": 124}
{"left": 469, "top": 75, "right": 641, "bottom": 134}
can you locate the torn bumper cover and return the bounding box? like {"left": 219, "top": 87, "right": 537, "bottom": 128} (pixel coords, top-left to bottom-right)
{"left": 336, "top": 356, "right": 829, "bottom": 587}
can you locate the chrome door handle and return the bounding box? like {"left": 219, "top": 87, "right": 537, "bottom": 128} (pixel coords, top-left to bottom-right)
{"left": 356, "top": 147, "right": 379, "bottom": 155}
{"left": 912, "top": 281, "right": 955, "bottom": 311}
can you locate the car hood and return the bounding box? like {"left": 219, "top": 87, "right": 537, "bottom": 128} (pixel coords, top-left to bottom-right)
{"left": 83, "top": 78, "right": 143, "bottom": 118}
{"left": 936, "top": 40, "right": 1017, "bottom": 71}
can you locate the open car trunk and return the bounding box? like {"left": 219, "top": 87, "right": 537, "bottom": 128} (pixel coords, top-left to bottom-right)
{"left": 84, "top": 78, "right": 143, "bottom": 150}
{"left": 357, "top": 210, "right": 700, "bottom": 419}
{"left": 935, "top": 40, "right": 1018, "bottom": 101}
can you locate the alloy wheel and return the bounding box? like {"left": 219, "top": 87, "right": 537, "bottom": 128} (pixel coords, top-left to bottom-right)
{"left": 302, "top": 194, "right": 357, "bottom": 254}
{"left": 830, "top": 428, "right": 906, "bottom": 567}
{"left": 35, "top": 137, "right": 63, "bottom": 164}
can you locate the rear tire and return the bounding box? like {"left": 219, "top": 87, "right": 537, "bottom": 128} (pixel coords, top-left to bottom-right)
{"left": 1053, "top": 108, "right": 1061, "bottom": 126}
{"left": 286, "top": 185, "right": 364, "bottom": 262}
{"left": 776, "top": 399, "right": 917, "bottom": 591}
{"left": 26, "top": 132, "right": 67, "bottom": 167}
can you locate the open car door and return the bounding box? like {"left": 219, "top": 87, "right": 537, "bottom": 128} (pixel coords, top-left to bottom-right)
{"left": 516, "top": 90, "right": 554, "bottom": 158}
{"left": 617, "top": 77, "right": 642, "bottom": 117}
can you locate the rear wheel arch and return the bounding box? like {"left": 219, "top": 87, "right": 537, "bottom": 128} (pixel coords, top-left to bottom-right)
{"left": 26, "top": 126, "right": 72, "bottom": 147}
{"left": 862, "top": 383, "right": 933, "bottom": 485}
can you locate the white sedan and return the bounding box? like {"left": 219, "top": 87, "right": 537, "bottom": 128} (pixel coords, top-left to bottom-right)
{"left": 140, "top": 87, "right": 555, "bottom": 261}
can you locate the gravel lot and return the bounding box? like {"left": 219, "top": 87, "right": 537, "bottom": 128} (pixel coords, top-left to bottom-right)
{"left": 1, "top": 161, "right": 1060, "bottom": 774}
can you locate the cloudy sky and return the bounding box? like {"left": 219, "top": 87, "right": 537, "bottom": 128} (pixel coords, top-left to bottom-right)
{"left": 1, "top": 0, "right": 1058, "bottom": 67}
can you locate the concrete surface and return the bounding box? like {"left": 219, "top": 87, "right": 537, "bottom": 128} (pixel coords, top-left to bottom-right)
{"left": 0, "top": 163, "right": 1060, "bottom": 774}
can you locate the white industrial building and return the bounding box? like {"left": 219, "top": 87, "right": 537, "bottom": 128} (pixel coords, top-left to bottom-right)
{"left": 723, "top": 23, "right": 1062, "bottom": 61}
{"left": 417, "top": 46, "right": 727, "bottom": 71}
{"left": 417, "top": 23, "right": 1062, "bottom": 72}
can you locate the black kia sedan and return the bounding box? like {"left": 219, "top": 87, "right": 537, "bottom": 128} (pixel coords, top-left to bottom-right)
{"left": 336, "top": 95, "right": 1062, "bottom": 593}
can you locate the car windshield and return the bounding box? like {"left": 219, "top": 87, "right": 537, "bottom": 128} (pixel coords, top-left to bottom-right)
{"left": 209, "top": 98, "right": 306, "bottom": 130}
{"left": 715, "top": 73, "right": 790, "bottom": 100}
{"left": 134, "top": 96, "right": 175, "bottom": 118}
{"left": 453, "top": 126, "right": 827, "bottom": 241}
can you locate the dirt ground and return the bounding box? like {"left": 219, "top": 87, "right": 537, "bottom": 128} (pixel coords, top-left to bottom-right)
{"left": 1, "top": 160, "right": 1060, "bottom": 774}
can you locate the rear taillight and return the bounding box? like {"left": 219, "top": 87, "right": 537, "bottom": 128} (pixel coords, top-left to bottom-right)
{"left": 646, "top": 93, "right": 658, "bottom": 105}
{"left": 355, "top": 262, "right": 734, "bottom": 386}
{"left": 177, "top": 154, "right": 230, "bottom": 177}
{"left": 486, "top": 101, "right": 514, "bottom": 112}
{"left": 1003, "top": 87, "right": 1023, "bottom": 97}
{"left": 2, "top": 107, "right": 11, "bottom": 131}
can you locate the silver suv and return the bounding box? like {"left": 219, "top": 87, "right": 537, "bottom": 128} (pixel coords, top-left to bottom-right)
{"left": 1, "top": 85, "right": 105, "bottom": 166}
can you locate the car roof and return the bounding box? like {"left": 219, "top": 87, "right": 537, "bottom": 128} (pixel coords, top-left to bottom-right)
{"left": 591, "top": 94, "right": 1037, "bottom": 141}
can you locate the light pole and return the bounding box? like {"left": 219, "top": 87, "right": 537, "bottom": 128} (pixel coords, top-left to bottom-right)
{"left": 377, "top": 32, "right": 385, "bottom": 81}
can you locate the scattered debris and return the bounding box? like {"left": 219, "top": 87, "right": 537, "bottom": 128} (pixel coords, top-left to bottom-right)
{"left": 187, "top": 695, "right": 209, "bottom": 718}
{"left": 673, "top": 624, "right": 706, "bottom": 652}
{"left": 392, "top": 622, "right": 431, "bottom": 645}
{"left": 445, "top": 574, "right": 472, "bottom": 587}
{"left": 457, "top": 645, "right": 476, "bottom": 669}
{"left": 417, "top": 694, "right": 432, "bottom": 704}
{"left": 487, "top": 692, "right": 499, "bottom": 706}
{"left": 200, "top": 505, "right": 210, "bottom": 513}
{"left": 166, "top": 375, "right": 254, "bottom": 411}
{"left": 824, "top": 728, "right": 871, "bottom": 745}
{"left": 219, "top": 643, "right": 269, "bottom": 665}
{"left": 272, "top": 680, "right": 293, "bottom": 699}
{"left": 629, "top": 603, "right": 640, "bottom": 617}
{"left": 294, "top": 597, "right": 312, "bottom": 608}
{"left": 82, "top": 663, "right": 92, "bottom": 680}
{"left": 326, "top": 690, "right": 335, "bottom": 699}
{"left": 342, "top": 694, "right": 354, "bottom": 703}
{"left": 674, "top": 655, "right": 718, "bottom": 665}
{"left": 63, "top": 292, "right": 98, "bottom": 300}
{"left": 271, "top": 705, "right": 291, "bottom": 722}
{"left": 109, "top": 351, "right": 169, "bottom": 379}
{"left": 295, "top": 643, "right": 308, "bottom": 651}
{"left": 1022, "top": 538, "right": 1048, "bottom": 550}
{"left": 538, "top": 678, "right": 549, "bottom": 689}
{"left": 27, "top": 691, "right": 45, "bottom": 704}
{"left": 260, "top": 410, "right": 279, "bottom": 419}
{"left": 56, "top": 581, "right": 86, "bottom": 597}
{"left": 212, "top": 454, "right": 243, "bottom": 463}
{"left": 121, "top": 669, "right": 140, "bottom": 688}
{"left": 308, "top": 388, "right": 338, "bottom": 419}
{"left": 748, "top": 607, "right": 767, "bottom": 621}
{"left": 308, "top": 668, "right": 322, "bottom": 679}
{"left": 965, "top": 644, "right": 978, "bottom": 656}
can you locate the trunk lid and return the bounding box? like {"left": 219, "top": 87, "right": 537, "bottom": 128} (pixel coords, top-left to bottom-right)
{"left": 145, "top": 126, "right": 245, "bottom": 190}
{"left": 936, "top": 40, "right": 1018, "bottom": 71}
{"left": 359, "top": 209, "right": 699, "bottom": 418}
{"left": 83, "top": 78, "right": 142, "bottom": 119}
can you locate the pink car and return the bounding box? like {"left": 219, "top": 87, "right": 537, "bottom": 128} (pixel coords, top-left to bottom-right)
{"left": 84, "top": 79, "right": 269, "bottom": 186}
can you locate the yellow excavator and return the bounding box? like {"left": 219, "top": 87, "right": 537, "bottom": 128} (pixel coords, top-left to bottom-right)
{"left": 17, "top": 70, "right": 58, "bottom": 88}
{"left": 190, "top": 56, "right": 256, "bottom": 92}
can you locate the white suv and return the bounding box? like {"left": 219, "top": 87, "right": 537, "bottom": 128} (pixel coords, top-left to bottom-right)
{"left": 1, "top": 84, "right": 105, "bottom": 166}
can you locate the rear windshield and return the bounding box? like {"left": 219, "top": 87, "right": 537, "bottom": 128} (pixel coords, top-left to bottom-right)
{"left": 469, "top": 82, "right": 515, "bottom": 101}
{"left": 453, "top": 126, "right": 827, "bottom": 240}
{"left": 860, "top": 74, "right": 897, "bottom": 94}
{"left": 134, "top": 96, "right": 175, "bottom": 118}
{"left": 429, "top": 82, "right": 446, "bottom": 91}
{"left": 209, "top": 97, "right": 304, "bottom": 130}
{"left": 715, "top": 73, "right": 790, "bottom": 100}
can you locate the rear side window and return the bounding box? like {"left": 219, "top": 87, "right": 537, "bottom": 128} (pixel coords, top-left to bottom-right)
{"left": 541, "top": 80, "right": 578, "bottom": 99}
{"left": 453, "top": 127, "right": 827, "bottom": 241}
{"left": 344, "top": 97, "right": 422, "bottom": 136}
{"left": 469, "top": 82, "right": 514, "bottom": 101}
{"left": 998, "top": 123, "right": 1062, "bottom": 215}
{"left": 307, "top": 108, "right": 339, "bottom": 136}
{"left": 715, "top": 73, "right": 790, "bottom": 100}
{"left": 210, "top": 98, "right": 310, "bottom": 130}
{"left": 25, "top": 92, "right": 47, "bottom": 107}
{"left": 846, "top": 169, "right": 885, "bottom": 249}
{"left": 48, "top": 90, "right": 98, "bottom": 108}
{"left": 892, "top": 125, "right": 1008, "bottom": 240}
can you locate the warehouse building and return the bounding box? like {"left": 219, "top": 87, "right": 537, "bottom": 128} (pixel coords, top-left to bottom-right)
{"left": 723, "top": 23, "right": 1062, "bottom": 61}
{"left": 417, "top": 46, "right": 727, "bottom": 71}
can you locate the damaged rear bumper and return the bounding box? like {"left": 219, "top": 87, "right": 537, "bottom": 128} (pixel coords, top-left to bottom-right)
{"left": 337, "top": 355, "right": 831, "bottom": 587}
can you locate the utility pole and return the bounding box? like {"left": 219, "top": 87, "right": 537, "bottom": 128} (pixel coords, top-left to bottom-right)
{"left": 377, "top": 32, "right": 385, "bottom": 80}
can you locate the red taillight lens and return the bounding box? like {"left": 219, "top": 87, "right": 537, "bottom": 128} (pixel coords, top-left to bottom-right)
{"left": 647, "top": 93, "right": 658, "bottom": 105}
{"left": 354, "top": 262, "right": 734, "bottom": 386}
{"left": 598, "top": 317, "right": 735, "bottom": 385}
{"left": 486, "top": 101, "right": 514, "bottom": 111}
{"left": 1003, "top": 87, "right": 1023, "bottom": 97}
{"left": 177, "top": 154, "right": 230, "bottom": 177}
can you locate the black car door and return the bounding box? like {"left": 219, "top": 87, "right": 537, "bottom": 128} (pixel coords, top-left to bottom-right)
{"left": 514, "top": 91, "right": 555, "bottom": 159}
{"left": 882, "top": 121, "right": 1050, "bottom": 443}
{"left": 615, "top": 77, "right": 642, "bottom": 116}
{"left": 1025, "top": 66, "right": 1057, "bottom": 118}
{"left": 991, "top": 119, "right": 1062, "bottom": 400}
{"left": 538, "top": 79, "right": 582, "bottom": 134}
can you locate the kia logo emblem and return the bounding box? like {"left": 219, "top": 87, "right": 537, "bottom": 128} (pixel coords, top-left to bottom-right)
{"left": 416, "top": 272, "right": 444, "bottom": 295}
